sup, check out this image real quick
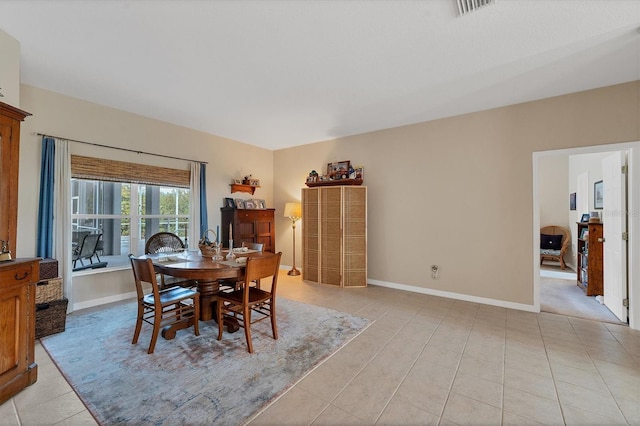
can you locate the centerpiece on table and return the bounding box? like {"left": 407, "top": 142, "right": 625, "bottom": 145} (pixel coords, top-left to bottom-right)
{"left": 198, "top": 229, "right": 222, "bottom": 259}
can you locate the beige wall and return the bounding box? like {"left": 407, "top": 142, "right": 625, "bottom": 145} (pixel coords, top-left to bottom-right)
{"left": 0, "top": 29, "right": 20, "bottom": 107}
{"left": 18, "top": 85, "right": 274, "bottom": 307}
{"left": 274, "top": 81, "right": 640, "bottom": 307}
{"left": 14, "top": 81, "right": 640, "bottom": 311}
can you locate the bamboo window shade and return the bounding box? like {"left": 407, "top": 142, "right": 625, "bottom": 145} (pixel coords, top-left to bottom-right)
{"left": 71, "top": 155, "right": 190, "bottom": 188}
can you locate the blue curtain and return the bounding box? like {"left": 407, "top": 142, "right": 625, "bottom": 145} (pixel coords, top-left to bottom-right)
{"left": 37, "top": 137, "right": 56, "bottom": 258}
{"left": 199, "top": 163, "right": 208, "bottom": 235}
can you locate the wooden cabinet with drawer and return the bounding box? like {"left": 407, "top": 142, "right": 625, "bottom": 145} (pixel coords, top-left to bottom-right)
{"left": 220, "top": 207, "right": 276, "bottom": 253}
{"left": 0, "top": 258, "right": 40, "bottom": 405}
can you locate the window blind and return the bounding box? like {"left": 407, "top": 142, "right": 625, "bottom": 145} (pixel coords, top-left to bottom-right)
{"left": 71, "top": 155, "right": 190, "bottom": 188}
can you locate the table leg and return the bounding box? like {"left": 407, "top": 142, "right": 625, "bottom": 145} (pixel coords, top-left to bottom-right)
{"left": 197, "top": 280, "right": 240, "bottom": 333}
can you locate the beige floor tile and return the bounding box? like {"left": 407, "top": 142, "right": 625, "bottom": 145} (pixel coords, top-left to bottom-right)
{"left": 550, "top": 363, "right": 609, "bottom": 392}
{"left": 504, "top": 350, "right": 552, "bottom": 378}
{"left": 394, "top": 374, "right": 450, "bottom": 418}
{"left": 0, "top": 400, "right": 19, "bottom": 426}
{"left": 418, "top": 344, "right": 463, "bottom": 370}
{"left": 555, "top": 381, "right": 626, "bottom": 423}
{"left": 54, "top": 409, "right": 99, "bottom": 426}
{"left": 504, "top": 366, "right": 558, "bottom": 400}
{"left": 311, "top": 404, "right": 368, "bottom": 425}
{"left": 503, "top": 387, "right": 563, "bottom": 425}
{"left": 250, "top": 386, "right": 330, "bottom": 425}
{"left": 375, "top": 396, "right": 440, "bottom": 426}
{"left": 561, "top": 403, "right": 628, "bottom": 426}
{"left": 13, "top": 374, "right": 74, "bottom": 409}
{"left": 450, "top": 372, "right": 503, "bottom": 408}
{"left": 441, "top": 393, "right": 502, "bottom": 425}
{"left": 17, "top": 391, "right": 87, "bottom": 425}
{"left": 501, "top": 411, "right": 546, "bottom": 425}
{"left": 546, "top": 347, "right": 597, "bottom": 372}
{"left": 331, "top": 358, "right": 406, "bottom": 424}
{"left": 616, "top": 395, "right": 640, "bottom": 425}
{"left": 457, "top": 352, "right": 504, "bottom": 383}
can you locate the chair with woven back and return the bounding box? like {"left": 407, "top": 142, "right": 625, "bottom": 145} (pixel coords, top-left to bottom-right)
{"left": 145, "top": 232, "right": 194, "bottom": 289}
{"left": 216, "top": 251, "right": 282, "bottom": 353}
{"left": 129, "top": 254, "right": 200, "bottom": 354}
{"left": 540, "top": 225, "right": 571, "bottom": 270}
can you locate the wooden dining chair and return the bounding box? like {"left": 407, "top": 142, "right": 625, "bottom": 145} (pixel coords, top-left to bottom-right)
{"left": 216, "top": 252, "right": 282, "bottom": 353}
{"left": 129, "top": 254, "right": 200, "bottom": 354}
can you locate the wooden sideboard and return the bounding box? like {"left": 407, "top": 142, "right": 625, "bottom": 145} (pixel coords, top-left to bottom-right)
{"left": 220, "top": 207, "right": 276, "bottom": 253}
{"left": 0, "top": 101, "right": 36, "bottom": 404}
{"left": 0, "top": 258, "right": 40, "bottom": 405}
{"left": 0, "top": 102, "right": 30, "bottom": 252}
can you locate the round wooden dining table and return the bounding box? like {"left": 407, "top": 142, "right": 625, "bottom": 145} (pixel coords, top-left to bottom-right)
{"left": 140, "top": 250, "right": 264, "bottom": 337}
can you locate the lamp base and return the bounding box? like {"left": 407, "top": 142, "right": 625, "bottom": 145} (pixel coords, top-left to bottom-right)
{"left": 287, "top": 268, "right": 301, "bottom": 276}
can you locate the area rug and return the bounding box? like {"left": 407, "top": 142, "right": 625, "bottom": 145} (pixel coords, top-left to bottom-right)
{"left": 40, "top": 298, "right": 368, "bottom": 425}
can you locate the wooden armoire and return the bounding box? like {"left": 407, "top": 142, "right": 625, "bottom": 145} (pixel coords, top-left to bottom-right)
{"left": 0, "top": 101, "right": 39, "bottom": 405}
{"left": 220, "top": 207, "right": 276, "bottom": 253}
{"left": 302, "top": 186, "right": 367, "bottom": 287}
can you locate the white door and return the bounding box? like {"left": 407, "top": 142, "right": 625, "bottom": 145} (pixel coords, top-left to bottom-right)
{"left": 602, "top": 152, "right": 628, "bottom": 322}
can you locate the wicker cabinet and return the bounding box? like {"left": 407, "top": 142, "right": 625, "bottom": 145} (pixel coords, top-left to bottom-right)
{"left": 302, "top": 186, "right": 367, "bottom": 287}
{"left": 576, "top": 222, "right": 604, "bottom": 296}
{"left": 0, "top": 258, "right": 40, "bottom": 405}
{"left": 220, "top": 208, "right": 276, "bottom": 253}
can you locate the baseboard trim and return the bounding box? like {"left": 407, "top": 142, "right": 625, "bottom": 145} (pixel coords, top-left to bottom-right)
{"left": 367, "top": 279, "right": 537, "bottom": 313}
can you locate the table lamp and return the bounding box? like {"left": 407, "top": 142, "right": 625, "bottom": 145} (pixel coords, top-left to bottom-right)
{"left": 284, "top": 202, "right": 302, "bottom": 276}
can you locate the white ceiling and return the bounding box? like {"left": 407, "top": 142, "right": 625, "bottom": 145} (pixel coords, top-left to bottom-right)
{"left": 1, "top": 1, "right": 639, "bottom": 150}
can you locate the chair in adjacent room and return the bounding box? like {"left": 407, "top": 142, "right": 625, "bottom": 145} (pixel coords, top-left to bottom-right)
{"left": 540, "top": 225, "right": 571, "bottom": 270}
{"left": 216, "top": 252, "right": 282, "bottom": 353}
{"left": 129, "top": 254, "right": 200, "bottom": 354}
{"left": 145, "top": 232, "right": 194, "bottom": 289}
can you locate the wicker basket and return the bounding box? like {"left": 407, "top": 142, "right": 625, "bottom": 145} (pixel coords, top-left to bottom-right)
{"left": 36, "top": 277, "right": 63, "bottom": 304}
{"left": 39, "top": 258, "right": 59, "bottom": 280}
{"left": 198, "top": 229, "right": 219, "bottom": 258}
{"left": 35, "top": 298, "right": 68, "bottom": 338}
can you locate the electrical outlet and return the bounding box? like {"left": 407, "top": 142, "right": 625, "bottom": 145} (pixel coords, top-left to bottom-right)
{"left": 431, "top": 265, "right": 439, "bottom": 279}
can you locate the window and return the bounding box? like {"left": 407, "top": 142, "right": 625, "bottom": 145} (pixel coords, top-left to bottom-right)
{"left": 71, "top": 179, "right": 190, "bottom": 270}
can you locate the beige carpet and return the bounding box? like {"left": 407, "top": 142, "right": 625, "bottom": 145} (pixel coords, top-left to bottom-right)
{"left": 540, "top": 275, "right": 624, "bottom": 324}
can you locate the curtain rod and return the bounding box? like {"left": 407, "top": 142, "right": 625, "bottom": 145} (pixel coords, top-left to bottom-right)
{"left": 35, "top": 132, "right": 208, "bottom": 165}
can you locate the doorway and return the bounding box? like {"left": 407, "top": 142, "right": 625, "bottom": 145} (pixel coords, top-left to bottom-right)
{"left": 533, "top": 141, "right": 640, "bottom": 331}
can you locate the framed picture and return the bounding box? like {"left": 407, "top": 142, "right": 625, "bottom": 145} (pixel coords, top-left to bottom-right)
{"left": 354, "top": 166, "right": 364, "bottom": 181}
{"left": 249, "top": 179, "right": 260, "bottom": 187}
{"left": 580, "top": 227, "right": 588, "bottom": 239}
{"left": 224, "top": 197, "right": 235, "bottom": 208}
{"left": 233, "top": 178, "right": 242, "bottom": 185}
{"left": 580, "top": 213, "right": 590, "bottom": 222}
{"left": 255, "top": 199, "right": 266, "bottom": 209}
{"left": 569, "top": 193, "right": 576, "bottom": 211}
{"left": 244, "top": 200, "right": 256, "bottom": 209}
{"left": 327, "top": 160, "right": 350, "bottom": 180}
{"left": 594, "top": 180, "right": 603, "bottom": 209}
{"left": 234, "top": 199, "right": 244, "bottom": 209}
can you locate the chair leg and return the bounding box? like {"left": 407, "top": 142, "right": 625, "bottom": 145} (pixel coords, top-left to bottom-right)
{"left": 148, "top": 310, "right": 162, "bottom": 354}
{"left": 270, "top": 300, "right": 278, "bottom": 340}
{"left": 132, "top": 303, "right": 144, "bottom": 344}
{"left": 193, "top": 295, "right": 200, "bottom": 336}
{"left": 244, "top": 306, "right": 253, "bottom": 353}
{"left": 217, "top": 301, "right": 224, "bottom": 341}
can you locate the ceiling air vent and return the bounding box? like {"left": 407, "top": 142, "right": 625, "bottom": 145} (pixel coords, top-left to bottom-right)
{"left": 456, "top": 0, "right": 495, "bottom": 16}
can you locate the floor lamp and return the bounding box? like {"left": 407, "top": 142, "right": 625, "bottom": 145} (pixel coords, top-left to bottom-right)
{"left": 284, "top": 202, "right": 301, "bottom": 276}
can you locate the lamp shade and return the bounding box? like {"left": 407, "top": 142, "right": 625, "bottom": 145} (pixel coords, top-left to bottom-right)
{"left": 284, "top": 202, "right": 302, "bottom": 220}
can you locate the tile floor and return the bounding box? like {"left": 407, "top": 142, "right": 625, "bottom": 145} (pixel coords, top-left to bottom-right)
{"left": 2, "top": 272, "right": 639, "bottom": 425}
